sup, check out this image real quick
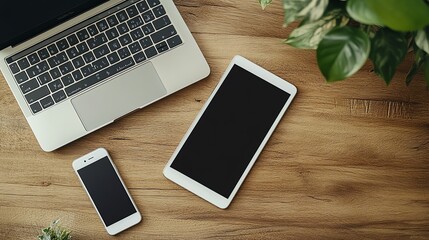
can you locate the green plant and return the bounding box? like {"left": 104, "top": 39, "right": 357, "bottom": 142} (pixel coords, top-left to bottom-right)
{"left": 259, "top": 0, "right": 429, "bottom": 85}
{"left": 38, "top": 219, "right": 72, "bottom": 240}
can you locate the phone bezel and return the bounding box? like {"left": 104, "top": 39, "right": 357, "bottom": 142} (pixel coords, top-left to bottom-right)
{"left": 72, "top": 148, "right": 141, "bottom": 235}
{"left": 163, "top": 55, "right": 297, "bottom": 209}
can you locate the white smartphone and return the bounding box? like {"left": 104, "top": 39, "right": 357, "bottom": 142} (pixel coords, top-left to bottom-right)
{"left": 164, "top": 55, "right": 297, "bottom": 209}
{"left": 72, "top": 148, "right": 141, "bottom": 235}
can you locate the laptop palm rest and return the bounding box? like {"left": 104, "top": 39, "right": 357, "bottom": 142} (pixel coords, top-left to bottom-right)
{"left": 71, "top": 62, "right": 167, "bottom": 131}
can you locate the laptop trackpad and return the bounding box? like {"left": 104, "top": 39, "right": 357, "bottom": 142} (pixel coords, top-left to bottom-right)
{"left": 71, "top": 62, "right": 167, "bottom": 131}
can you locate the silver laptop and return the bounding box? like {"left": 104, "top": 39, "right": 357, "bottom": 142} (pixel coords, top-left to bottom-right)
{"left": 0, "top": 0, "right": 210, "bottom": 151}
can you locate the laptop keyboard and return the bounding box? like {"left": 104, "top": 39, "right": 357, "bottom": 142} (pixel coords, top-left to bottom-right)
{"left": 6, "top": 0, "right": 183, "bottom": 115}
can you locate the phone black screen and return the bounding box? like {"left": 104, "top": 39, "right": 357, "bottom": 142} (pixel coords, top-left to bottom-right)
{"left": 171, "top": 65, "right": 291, "bottom": 198}
{"left": 78, "top": 157, "right": 136, "bottom": 226}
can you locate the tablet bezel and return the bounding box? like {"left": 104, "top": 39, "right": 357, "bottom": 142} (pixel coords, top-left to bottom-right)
{"left": 163, "top": 55, "right": 297, "bottom": 209}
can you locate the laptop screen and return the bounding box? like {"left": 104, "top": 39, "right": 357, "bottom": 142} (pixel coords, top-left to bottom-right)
{"left": 0, "top": 0, "right": 108, "bottom": 50}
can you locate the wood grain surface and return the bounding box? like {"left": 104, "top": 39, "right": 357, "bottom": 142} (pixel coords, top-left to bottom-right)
{"left": 1, "top": 1, "right": 429, "bottom": 239}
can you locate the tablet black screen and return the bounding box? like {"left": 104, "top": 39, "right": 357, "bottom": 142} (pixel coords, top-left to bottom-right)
{"left": 171, "top": 65, "right": 290, "bottom": 198}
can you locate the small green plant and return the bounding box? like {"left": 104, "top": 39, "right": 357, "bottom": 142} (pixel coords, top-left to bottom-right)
{"left": 259, "top": 0, "right": 429, "bottom": 85}
{"left": 38, "top": 219, "right": 71, "bottom": 240}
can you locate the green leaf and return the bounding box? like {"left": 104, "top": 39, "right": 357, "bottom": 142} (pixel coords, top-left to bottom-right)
{"left": 346, "top": 0, "right": 429, "bottom": 32}
{"left": 259, "top": 0, "right": 272, "bottom": 10}
{"left": 406, "top": 47, "right": 426, "bottom": 85}
{"left": 317, "top": 26, "right": 370, "bottom": 81}
{"left": 285, "top": 10, "right": 348, "bottom": 49}
{"left": 283, "top": 0, "right": 329, "bottom": 27}
{"left": 346, "top": 0, "right": 384, "bottom": 26}
{"left": 416, "top": 27, "right": 429, "bottom": 54}
{"left": 370, "top": 28, "right": 407, "bottom": 84}
{"left": 38, "top": 220, "right": 71, "bottom": 240}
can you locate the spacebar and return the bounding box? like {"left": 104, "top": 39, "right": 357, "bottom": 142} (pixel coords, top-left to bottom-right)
{"left": 65, "top": 57, "right": 135, "bottom": 97}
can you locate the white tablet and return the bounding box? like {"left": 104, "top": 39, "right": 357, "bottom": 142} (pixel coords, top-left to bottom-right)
{"left": 163, "top": 56, "right": 297, "bottom": 209}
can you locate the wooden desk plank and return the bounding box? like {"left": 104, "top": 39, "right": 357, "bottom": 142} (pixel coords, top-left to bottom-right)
{"left": 1, "top": 0, "right": 428, "bottom": 239}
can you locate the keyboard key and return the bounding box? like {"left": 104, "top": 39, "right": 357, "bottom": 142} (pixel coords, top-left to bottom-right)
{"left": 92, "top": 57, "right": 109, "bottom": 71}
{"left": 96, "top": 19, "right": 109, "bottom": 32}
{"left": 133, "top": 52, "right": 146, "bottom": 63}
{"left": 9, "top": 63, "right": 20, "bottom": 74}
{"left": 40, "top": 96, "right": 55, "bottom": 109}
{"left": 155, "top": 41, "right": 169, "bottom": 53}
{"left": 142, "top": 23, "right": 155, "bottom": 35}
{"left": 15, "top": 71, "right": 29, "bottom": 84}
{"left": 153, "top": 15, "right": 171, "bottom": 30}
{"left": 106, "top": 28, "right": 120, "bottom": 40}
{"left": 130, "top": 28, "right": 144, "bottom": 41}
{"left": 50, "top": 68, "right": 62, "bottom": 79}
{"left": 38, "top": 48, "right": 50, "bottom": 60}
{"left": 48, "top": 79, "right": 63, "bottom": 92}
{"left": 59, "top": 62, "right": 74, "bottom": 75}
{"left": 65, "top": 57, "right": 135, "bottom": 97}
{"left": 72, "top": 56, "right": 85, "bottom": 69}
{"left": 38, "top": 72, "right": 52, "bottom": 85}
{"left": 66, "top": 47, "right": 79, "bottom": 59}
{"left": 127, "top": 16, "right": 143, "bottom": 30}
{"left": 52, "top": 90, "right": 67, "bottom": 103}
{"left": 137, "top": 1, "right": 149, "bottom": 12}
{"left": 107, "top": 52, "right": 120, "bottom": 64}
{"left": 116, "top": 10, "right": 128, "bottom": 22}
{"left": 151, "top": 25, "right": 176, "bottom": 43}
{"left": 28, "top": 53, "right": 40, "bottom": 65}
{"left": 94, "top": 44, "right": 110, "bottom": 58}
{"left": 56, "top": 39, "right": 69, "bottom": 51}
{"left": 25, "top": 85, "right": 50, "bottom": 104}
{"left": 27, "top": 61, "right": 49, "bottom": 78}
{"left": 87, "top": 24, "right": 99, "bottom": 36}
{"left": 47, "top": 56, "right": 60, "bottom": 68}
{"left": 107, "top": 15, "right": 119, "bottom": 27}
{"left": 48, "top": 44, "right": 59, "bottom": 55}
{"left": 57, "top": 52, "right": 68, "bottom": 64}
{"left": 72, "top": 70, "right": 83, "bottom": 81}
{"left": 126, "top": 5, "right": 139, "bottom": 17}
{"left": 117, "top": 23, "right": 129, "bottom": 34}
{"left": 167, "top": 35, "right": 183, "bottom": 48}
{"left": 145, "top": 46, "right": 157, "bottom": 58}
{"left": 129, "top": 42, "right": 142, "bottom": 54}
{"left": 118, "top": 47, "right": 131, "bottom": 59}
{"left": 18, "top": 58, "right": 30, "bottom": 70}
{"left": 108, "top": 39, "right": 121, "bottom": 51}
{"left": 147, "top": 0, "right": 160, "bottom": 7}
{"left": 142, "top": 10, "right": 155, "bottom": 23}
{"left": 83, "top": 52, "right": 96, "bottom": 63}
{"left": 67, "top": 34, "right": 79, "bottom": 46}
{"left": 153, "top": 5, "right": 166, "bottom": 17}
{"left": 77, "top": 29, "right": 90, "bottom": 41}
{"left": 30, "top": 102, "right": 43, "bottom": 114}
{"left": 87, "top": 33, "right": 107, "bottom": 48}
{"left": 81, "top": 65, "right": 95, "bottom": 77}
{"left": 119, "top": 34, "right": 132, "bottom": 46}
{"left": 76, "top": 42, "right": 89, "bottom": 54}
{"left": 20, "top": 78, "right": 39, "bottom": 94}
{"left": 140, "top": 37, "right": 153, "bottom": 49}
{"left": 47, "top": 52, "right": 68, "bottom": 68}
{"left": 61, "top": 74, "right": 74, "bottom": 86}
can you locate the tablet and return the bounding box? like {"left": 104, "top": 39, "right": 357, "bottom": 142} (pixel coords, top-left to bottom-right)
{"left": 163, "top": 55, "right": 297, "bottom": 208}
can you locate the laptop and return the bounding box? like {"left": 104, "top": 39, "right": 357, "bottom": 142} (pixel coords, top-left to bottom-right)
{"left": 0, "top": 0, "right": 210, "bottom": 151}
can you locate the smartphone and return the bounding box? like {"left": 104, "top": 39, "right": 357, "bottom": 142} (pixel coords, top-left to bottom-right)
{"left": 164, "top": 55, "right": 297, "bottom": 209}
{"left": 72, "top": 148, "right": 141, "bottom": 235}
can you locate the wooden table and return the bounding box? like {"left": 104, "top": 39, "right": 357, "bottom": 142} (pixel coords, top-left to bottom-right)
{"left": 1, "top": 1, "right": 428, "bottom": 239}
